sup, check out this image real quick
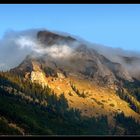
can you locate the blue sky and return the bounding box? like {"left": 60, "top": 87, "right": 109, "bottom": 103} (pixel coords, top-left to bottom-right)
{"left": 0, "top": 4, "right": 140, "bottom": 51}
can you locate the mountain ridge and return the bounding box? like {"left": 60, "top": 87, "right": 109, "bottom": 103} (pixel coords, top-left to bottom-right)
{"left": 9, "top": 30, "right": 140, "bottom": 123}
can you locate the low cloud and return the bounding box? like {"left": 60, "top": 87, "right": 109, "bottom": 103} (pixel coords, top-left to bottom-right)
{"left": 0, "top": 29, "right": 76, "bottom": 70}
{"left": 15, "top": 35, "right": 74, "bottom": 58}
{"left": 85, "top": 41, "right": 140, "bottom": 78}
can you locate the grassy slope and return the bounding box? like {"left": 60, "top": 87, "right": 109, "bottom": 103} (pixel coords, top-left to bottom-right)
{"left": 45, "top": 76, "right": 140, "bottom": 123}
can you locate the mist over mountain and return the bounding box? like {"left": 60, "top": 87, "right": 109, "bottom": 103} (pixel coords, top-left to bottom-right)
{"left": 0, "top": 28, "right": 140, "bottom": 80}
{"left": 0, "top": 28, "right": 139, "bottom": 83}
{"left": 1, "top": 29, "right": 140, "bottom": 135}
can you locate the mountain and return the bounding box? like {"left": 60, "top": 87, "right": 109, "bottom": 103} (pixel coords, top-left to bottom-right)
{"left": 1, "top": 30, "right": 140, "bottom": 135}
{"left": 12, "top": 30, "right": 133, "bottom": 86}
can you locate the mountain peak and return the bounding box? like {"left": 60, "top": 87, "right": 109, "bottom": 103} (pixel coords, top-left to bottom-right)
{"left": 37, "top": 30, "right": 76, "bottom": 46}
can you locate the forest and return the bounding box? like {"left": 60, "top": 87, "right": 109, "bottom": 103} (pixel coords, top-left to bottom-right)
{"left": 0, "top": 71, "right": 140, "bottom": 135}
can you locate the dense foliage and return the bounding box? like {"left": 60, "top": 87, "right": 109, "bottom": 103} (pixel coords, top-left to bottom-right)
{"left": 114, "top": 113, "right": 140, "bottom": 135}
{"left": 116, "top": 79, "right": 140, "bottom": 114}
{"left": 124, "top": 79, "right": 140, "bottom": 102}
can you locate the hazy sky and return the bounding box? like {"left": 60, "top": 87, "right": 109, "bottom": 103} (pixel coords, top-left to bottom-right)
{"left": 0, "top": 4, "right": 140, "bottom": 51}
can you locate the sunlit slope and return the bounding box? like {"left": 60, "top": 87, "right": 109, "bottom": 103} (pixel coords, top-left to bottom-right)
{"left": 28, "top": 63, "right": 140, "bottom": 123}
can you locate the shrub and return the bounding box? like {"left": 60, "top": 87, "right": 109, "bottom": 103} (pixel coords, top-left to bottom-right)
{"left": 109, "top": 103, "right": 115, "bottom": 107}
